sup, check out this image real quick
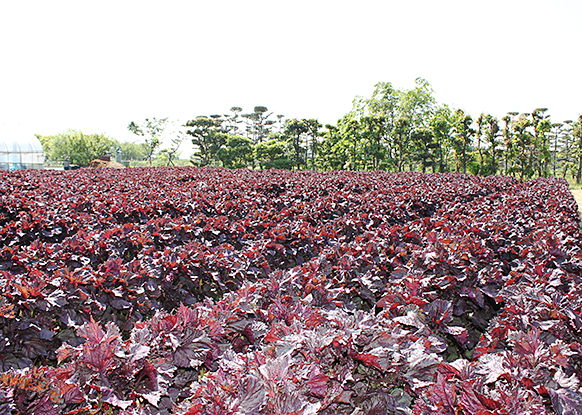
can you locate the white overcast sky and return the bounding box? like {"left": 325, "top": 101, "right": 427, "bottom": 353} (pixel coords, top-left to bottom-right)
{"left": 1, "top": 0, "right": 581, "bottom": 154}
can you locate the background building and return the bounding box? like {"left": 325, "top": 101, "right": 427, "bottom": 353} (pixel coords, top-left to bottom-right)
{"left": 0, "top": 126, "right": 45, "bottom": 170}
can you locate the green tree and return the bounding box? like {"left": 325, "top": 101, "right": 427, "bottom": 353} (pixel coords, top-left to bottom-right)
{"left": 127, "top": 117, "right": 169, "bottom": 165}
{"left": 410, "top": 128, "right": 435, "bottom": 173}
{"left": 303, "top": 119, "right": 322, "bottom": 169}
{"left": 242, "top": 106, "right": 274, "bottom": 144}
{"left": 559, "top": 120, "right": 575, "bottom": 178}
{"left": 429, "top": 106, "right": 453, "bottom": 173}
{"left": 530, "top": 108, "right": 552, "bottom": 177}
{"left": 316, "top": 124, "right": 350, "bottom": 170}
{"left": 255, "top": 139, "right": 293, "bottom": 169}
{"left": 217, "top": 135, "right": 254, "bottom": 169}
{"left": 119, "top": 141, "right": 149, "bottom": 161}
{"left": 227, "top": 107, "right": 243, "bottom": 135}
{"left": 349, "top": 77, "right": 437, "bottom": 172}
{"left": 281, "top": 118, "right": 322, "bottom": 169}
{"left": 340, "top": 116, "right": 365, "bottom": 171}
{"left": 550, "top": 122, "right": 562, "bottom": 176}
{"left": 501, "top": 112, "right": 519, "bottom": 175}
{"left": 511, "top": 114, "right": 535, "bottom": 181}
{"left": 282, "top": 118, "right": 308, "bottom": 169}
{"left": 276, "top": 114, "right": 285, "bottom": 133}
{"left": 399, "top": 77, "right": 437, "bottom": 131}
{"left": 38, "top": 130, "right": 119, "bottom": 166}
{"left": 392, "top": 117, "right": 411, "bottom": 172}
{"left": 159, "top": 131, "right": 187, "bottom": 166}
{"left": 359, "top": 115, "right": 389, "bottom": 170}
{"left": 474, "top": 114, "right": 486, "bottom": 175}
{"left": 353, "top": 81, "right": 400, "bottom": 123}
{"left": 451, "top": 110, "right": 474, "bottom": 174}
{"left": 184, "top": 116, "right": 227, "bottom": 166}
{"left": 483, "top": 115, "right": 500, "bottom": 175}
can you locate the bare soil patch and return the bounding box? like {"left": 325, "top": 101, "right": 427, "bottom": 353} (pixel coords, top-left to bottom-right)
{"left": 88, "top": 159, "right": 125, "bottom": 169}
{"left": 571, "top": 189, "right": 582, "bottom": 214}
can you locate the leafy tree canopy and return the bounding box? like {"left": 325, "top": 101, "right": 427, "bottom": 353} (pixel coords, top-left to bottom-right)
{"left": 255, "top": 139, "right": 293, "bottom": 170}
{"left": 37, "top": 130, "right": 119, "bottom": 166}
{"left": 128, "top": 117, "right": 170, "bottom": 165}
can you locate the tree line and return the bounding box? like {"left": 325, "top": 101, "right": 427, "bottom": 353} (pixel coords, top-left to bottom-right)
{"left": 168, "top": 77, "right": 580, "bottom": 182}
{"left": 39, "top": 78, "right": 582, "bottom": 181}
{"left": 37, "top": 122, "right": 181, "bottom": 167}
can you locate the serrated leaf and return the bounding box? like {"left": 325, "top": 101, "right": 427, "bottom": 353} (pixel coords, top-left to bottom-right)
{"left": 549, "top": 388, "right": 582, "bottom": 415}
{"left": 238, "top": 375, "right": 266, "bottom": 414}
{"left": 172, "top": 329, "right": 213, "bottom": 368}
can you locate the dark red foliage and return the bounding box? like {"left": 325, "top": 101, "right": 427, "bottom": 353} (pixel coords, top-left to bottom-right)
{"left": 0, "top": 167, "right": 581, "bottom": 414}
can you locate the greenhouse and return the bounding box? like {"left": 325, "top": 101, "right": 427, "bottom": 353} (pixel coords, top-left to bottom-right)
{"left": 0, "top": 129, "right": 45, "bottom": 171}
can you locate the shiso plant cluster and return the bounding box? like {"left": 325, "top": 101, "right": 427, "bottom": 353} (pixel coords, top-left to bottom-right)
{"left": 0, "top": 167, "right": 581, "bottom": 414}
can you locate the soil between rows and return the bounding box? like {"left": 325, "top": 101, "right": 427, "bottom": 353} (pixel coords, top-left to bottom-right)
{"left": 572, "top": 189, "right": 582, "bottom": 213}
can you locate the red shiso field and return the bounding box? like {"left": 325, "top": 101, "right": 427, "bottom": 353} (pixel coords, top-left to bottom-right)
{"left": 1, "top": 167, "right": 582, "bottom": 414}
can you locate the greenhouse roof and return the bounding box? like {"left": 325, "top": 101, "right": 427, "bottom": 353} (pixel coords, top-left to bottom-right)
{"left": 0, "top": 125, "right": 45, "bottom": 169}
{"left": 0, "top": 133, "right": 44, "bottom": 154}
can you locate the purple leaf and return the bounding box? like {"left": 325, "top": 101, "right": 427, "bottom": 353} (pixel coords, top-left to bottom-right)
{"left": 428, "top": 299, "right": 453, "bottom": 326}
{"left": 428, "top": 373, "right": 456, "bottom": 410}
{"left": 443, "top": 326, "right": 469, "bottom": 345}
{"left": 28, "top": 395, "right": 60, "bottom": 415}
{"left": 549, "top": 388, "right": 582, "bottom": 415}
{"left": 238, "top": 375, "right": 266, "bottom": 414}
{"left": 172, "top": 329, "right": 213, "bottom": 368}
{"left": 102, "top": 387, "right": 132, "bottom": 410}
{"left": 475, "top": 353, "right": 509, "bottom": 384}
{"left": 306, "top": 366, "right": 329, "bottom": 398}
